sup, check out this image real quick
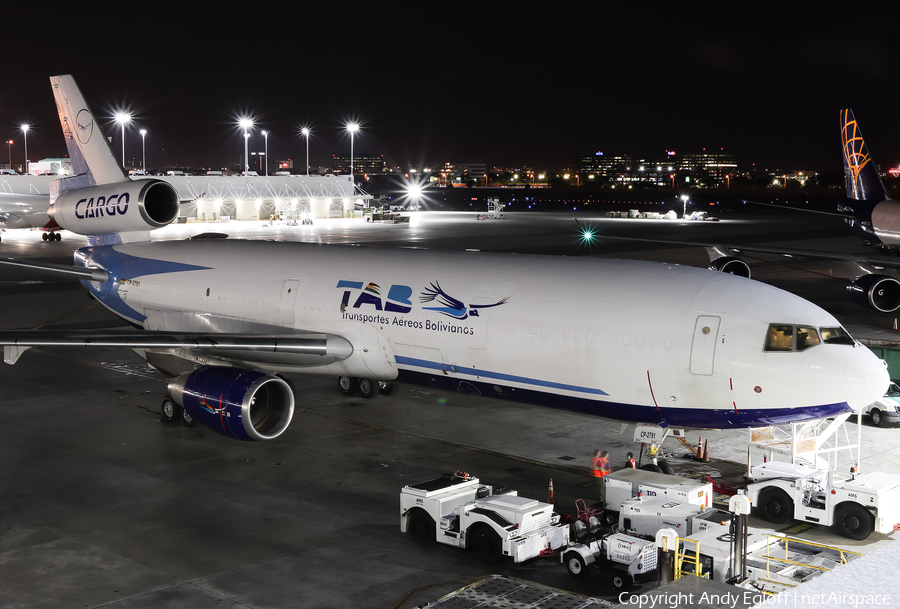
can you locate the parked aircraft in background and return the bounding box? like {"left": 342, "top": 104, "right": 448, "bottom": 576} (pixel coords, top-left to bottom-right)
{"left": 585, "top": 110, "right": 900, "bottom": 314}
{"left": 0, "top": 76, "right": 889, "bottom": 439}
{"left": 0, "top": 191, "right": 61, "bottom": 241}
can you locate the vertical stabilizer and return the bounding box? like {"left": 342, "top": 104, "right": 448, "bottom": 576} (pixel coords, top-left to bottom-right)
{"left": 50, "top": 75, "right": 128, "bottom": 188}
{"left": 841, "top": 109, "right": 887, "bottom": 202}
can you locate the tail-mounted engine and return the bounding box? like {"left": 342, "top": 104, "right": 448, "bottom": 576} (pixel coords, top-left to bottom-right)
{"left": 847, "top": 274, "right": 900, "bottom": 313}
{"left": 49, "top": 179, "right": 179, "bottom": 235}
{"left": 708, "top": 256, "right": 751, "bottom": 278}
{"left": 168, "top": 365, "right": 295, "bottom": 441}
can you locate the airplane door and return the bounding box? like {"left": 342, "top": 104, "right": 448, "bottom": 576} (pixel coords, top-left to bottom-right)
{"left": 144, "top": 308, "right": 165, "bottom": 331}
{"left": 690, "top": 315, "right": 720, "bottom": 376}
{"left": 279, "top": 280, "right": 300, "bottom": 326}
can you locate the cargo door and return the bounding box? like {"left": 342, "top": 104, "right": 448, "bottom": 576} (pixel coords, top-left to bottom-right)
{"left": 690, "top": 315, "right": 720, "bottom": 376}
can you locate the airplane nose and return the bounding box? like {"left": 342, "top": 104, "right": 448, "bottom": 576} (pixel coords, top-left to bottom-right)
{"left": 844, "top": 351, "right": 890, "bottom": 410}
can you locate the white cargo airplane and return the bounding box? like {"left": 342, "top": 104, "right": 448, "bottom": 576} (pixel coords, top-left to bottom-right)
{"left": 0, "top": 75, "right": 889, "bottom": 440}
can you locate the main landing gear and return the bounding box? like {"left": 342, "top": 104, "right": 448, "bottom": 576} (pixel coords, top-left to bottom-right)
{"left": 42, "top": 231, "right": 61, "bottom": 242}
{"left": 337, "top": 376, "right": 393, "bottom": 398}
{"left": 160, "top": 396, "right": 194, "bottom": 427}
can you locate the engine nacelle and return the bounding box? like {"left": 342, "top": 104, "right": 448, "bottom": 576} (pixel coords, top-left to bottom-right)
{"left": 168, "top": 365, "right": 295, "bottom": 441}
{"left": 49, "top": 179, "right": 179, "bottom": 235}
{"left": 708, "top": 256, "right": 751, "bottom": 278}
{"left": 848, "top": 274, "right": 900, "bottom": 313}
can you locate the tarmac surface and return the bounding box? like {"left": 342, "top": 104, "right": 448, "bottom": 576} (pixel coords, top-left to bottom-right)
{"left": 1, "top": 209, "right": 899, "bottom": 608}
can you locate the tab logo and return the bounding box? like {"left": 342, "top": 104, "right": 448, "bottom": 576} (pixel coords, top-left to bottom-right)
{"left": 336, "top": 279, "right": 509, "bottom": 320}
{"left": 336, "top": 281, "right": 412, "bottom": 313}
{"left": 420, "top": 281, "right": 508, "bottom": 320}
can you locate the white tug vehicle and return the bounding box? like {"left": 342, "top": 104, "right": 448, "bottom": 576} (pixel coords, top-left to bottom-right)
{"left": 400, "top": 471, "right": 569, "bottom": 563}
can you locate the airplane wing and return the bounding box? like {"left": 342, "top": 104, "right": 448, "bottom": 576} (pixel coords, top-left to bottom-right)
{"left": 0, "top": 330, "right": 353, "bottom": 365}
{"left": 742, "top": 199, "right": 854, "bottom": 219}
{"left": 0, "top": 256, "right": 109, "bottom": 280}
{"left": 0, "top": 256, "right": 354, "bottom": 366}
{"left": 582, "top": 231, "right": 900, "bottom": 270}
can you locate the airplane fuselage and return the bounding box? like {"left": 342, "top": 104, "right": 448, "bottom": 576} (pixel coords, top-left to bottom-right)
{"left": 76, "top": 240, "right": 888, "bottom": 429}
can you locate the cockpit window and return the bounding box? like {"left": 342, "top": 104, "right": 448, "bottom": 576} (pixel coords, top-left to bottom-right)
{"left": 765, "top": 324, "right": 855, "bottom": 352}
{"left": 764, "top": 324, "right": 794, "bottom": 351}
{"left": 820, "top": 327, "right": 855, "bottom": 345}
{"left": 795, "top": 326, "right": 820, "bottom": 351}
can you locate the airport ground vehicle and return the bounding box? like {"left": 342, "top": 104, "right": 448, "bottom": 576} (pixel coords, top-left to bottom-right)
{"left": 859, "top": 381, "right": 900, "bottom": 426}
{"left": 744, "top": 461, "right": 900, "bottom": 539}
{"left": 617, "top": 494, "right": 732, "bottom": 539}
{"left": 683, "top": 211, "right": 719, "bottom": 221}
{"left": 400, "top": 472, "right": 569, "bottom": 564}
{"left": 561, "top": 531, "right": 657, "bottom": 589}
{"left": 361, "top": 207, "right": 409, "bottom": 223}
{"left": 677, "top": 527, "right": 860, "bottom": 590}
{"left": 602, "top": 469, "right": 712, "bottom": 521}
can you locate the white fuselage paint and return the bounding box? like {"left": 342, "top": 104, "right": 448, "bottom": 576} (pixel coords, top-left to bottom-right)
{"left": 81, "top": 239, "right": 888, "bottom": 428}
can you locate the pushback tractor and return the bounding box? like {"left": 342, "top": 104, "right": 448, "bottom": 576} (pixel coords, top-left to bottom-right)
{"left": 400, "top": 472, "right": 570, "bottom": 564}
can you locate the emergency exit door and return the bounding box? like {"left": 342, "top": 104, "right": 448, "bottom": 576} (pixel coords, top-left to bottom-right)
{"left": 690, "top": 315, "right": 720, "bottom": 375}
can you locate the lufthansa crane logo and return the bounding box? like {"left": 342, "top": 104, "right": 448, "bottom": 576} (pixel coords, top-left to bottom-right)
{"left": 75, "top": 109, "right": 93, "bottom": 145}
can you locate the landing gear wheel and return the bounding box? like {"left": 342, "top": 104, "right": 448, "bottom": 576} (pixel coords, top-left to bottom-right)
{"left": 338, "top": 376, "right": 356, "bottom": 395}
{"left": 641, "top": 463, "right": 663, "bottom": 473}
{"left": 871, "top": 409, "right": 884, "bottom": 427}
{"left": 378, "top": 381, "right": 394, "bottom": 395}
{"left": 565, "top": 552, "right": 588, "bottom": 578}
{"left": 181, "top": 407, "right": 195, "bottom": 427}
{"left": 657, "top": 459, "right": 676, "bottom": 475}
{"left": 835, "top": 503, "right": 874, "bottom": 540}
{"left": 357, "top": 378, "right": 374, "bottom": 399}
{"left": 41, "top": 233, "right": 48, "bottom": 241}
{"left": 758, "top": 488, "right": 794, "bottom": 524}
{"left": 408, "top": 510, "right": 436, "bottom": 546}
{"left": 471, "top": 526, "right": 504, "bottom": 564}
{"left": 160, "top": 397, "right": 180, "bottom": 422}
{"left": 53, "top": 232, "right": 61, "bottom": 241}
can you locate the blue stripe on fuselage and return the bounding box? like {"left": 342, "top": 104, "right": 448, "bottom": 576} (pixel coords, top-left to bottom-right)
{"left": 394, "top": 355, "right": 610, "bottom": 396}
{"left": 394, "top": 366, "right": 850, "bottom": 429}
{"left": 76, "top": 245, "right": 211, "bottom": 323}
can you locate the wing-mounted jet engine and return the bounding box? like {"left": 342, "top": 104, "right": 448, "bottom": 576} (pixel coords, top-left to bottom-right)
{"left": 705, "top": 245, "right": 900, "bottom": 313}
{"left": 705, "top": 246, "right": 751, "bottom": 278}
{"left": 165, "top": 365, "right": 295, "bottom": 441}
{"left": 846, "top": 272, "right": 900, "bottom": 313}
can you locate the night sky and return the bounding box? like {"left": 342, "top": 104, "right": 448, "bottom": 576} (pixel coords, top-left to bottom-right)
{"left": 3, "top": 3, "right": 900, "bottom": 174}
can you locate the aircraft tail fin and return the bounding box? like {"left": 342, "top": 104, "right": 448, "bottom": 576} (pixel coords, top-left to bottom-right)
{"left": 841, "top": 109, "right": 887, "bottom": 202}
{"left": 50, "top": 75, "right": 128, "bottom": 189}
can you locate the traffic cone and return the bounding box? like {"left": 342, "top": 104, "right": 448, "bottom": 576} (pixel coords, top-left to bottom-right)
{"left": 547, "top": 478, "right": 555, "bottom": 504}
{"left": 893, "top": 318, "right": 897, "bottom": 331}
{"left": 702, "top": 439, "right": 710, "bottom": 462}
{"left": 696, "top": 436, "right": 703, "bottom": 459}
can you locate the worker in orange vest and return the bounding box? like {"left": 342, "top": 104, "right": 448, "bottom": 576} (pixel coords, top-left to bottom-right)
{"left": 591, "top": 449, "right": 611, "bottom": 504}
{"left": 625, "top": 452, "right": 637, "bottom": 469}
